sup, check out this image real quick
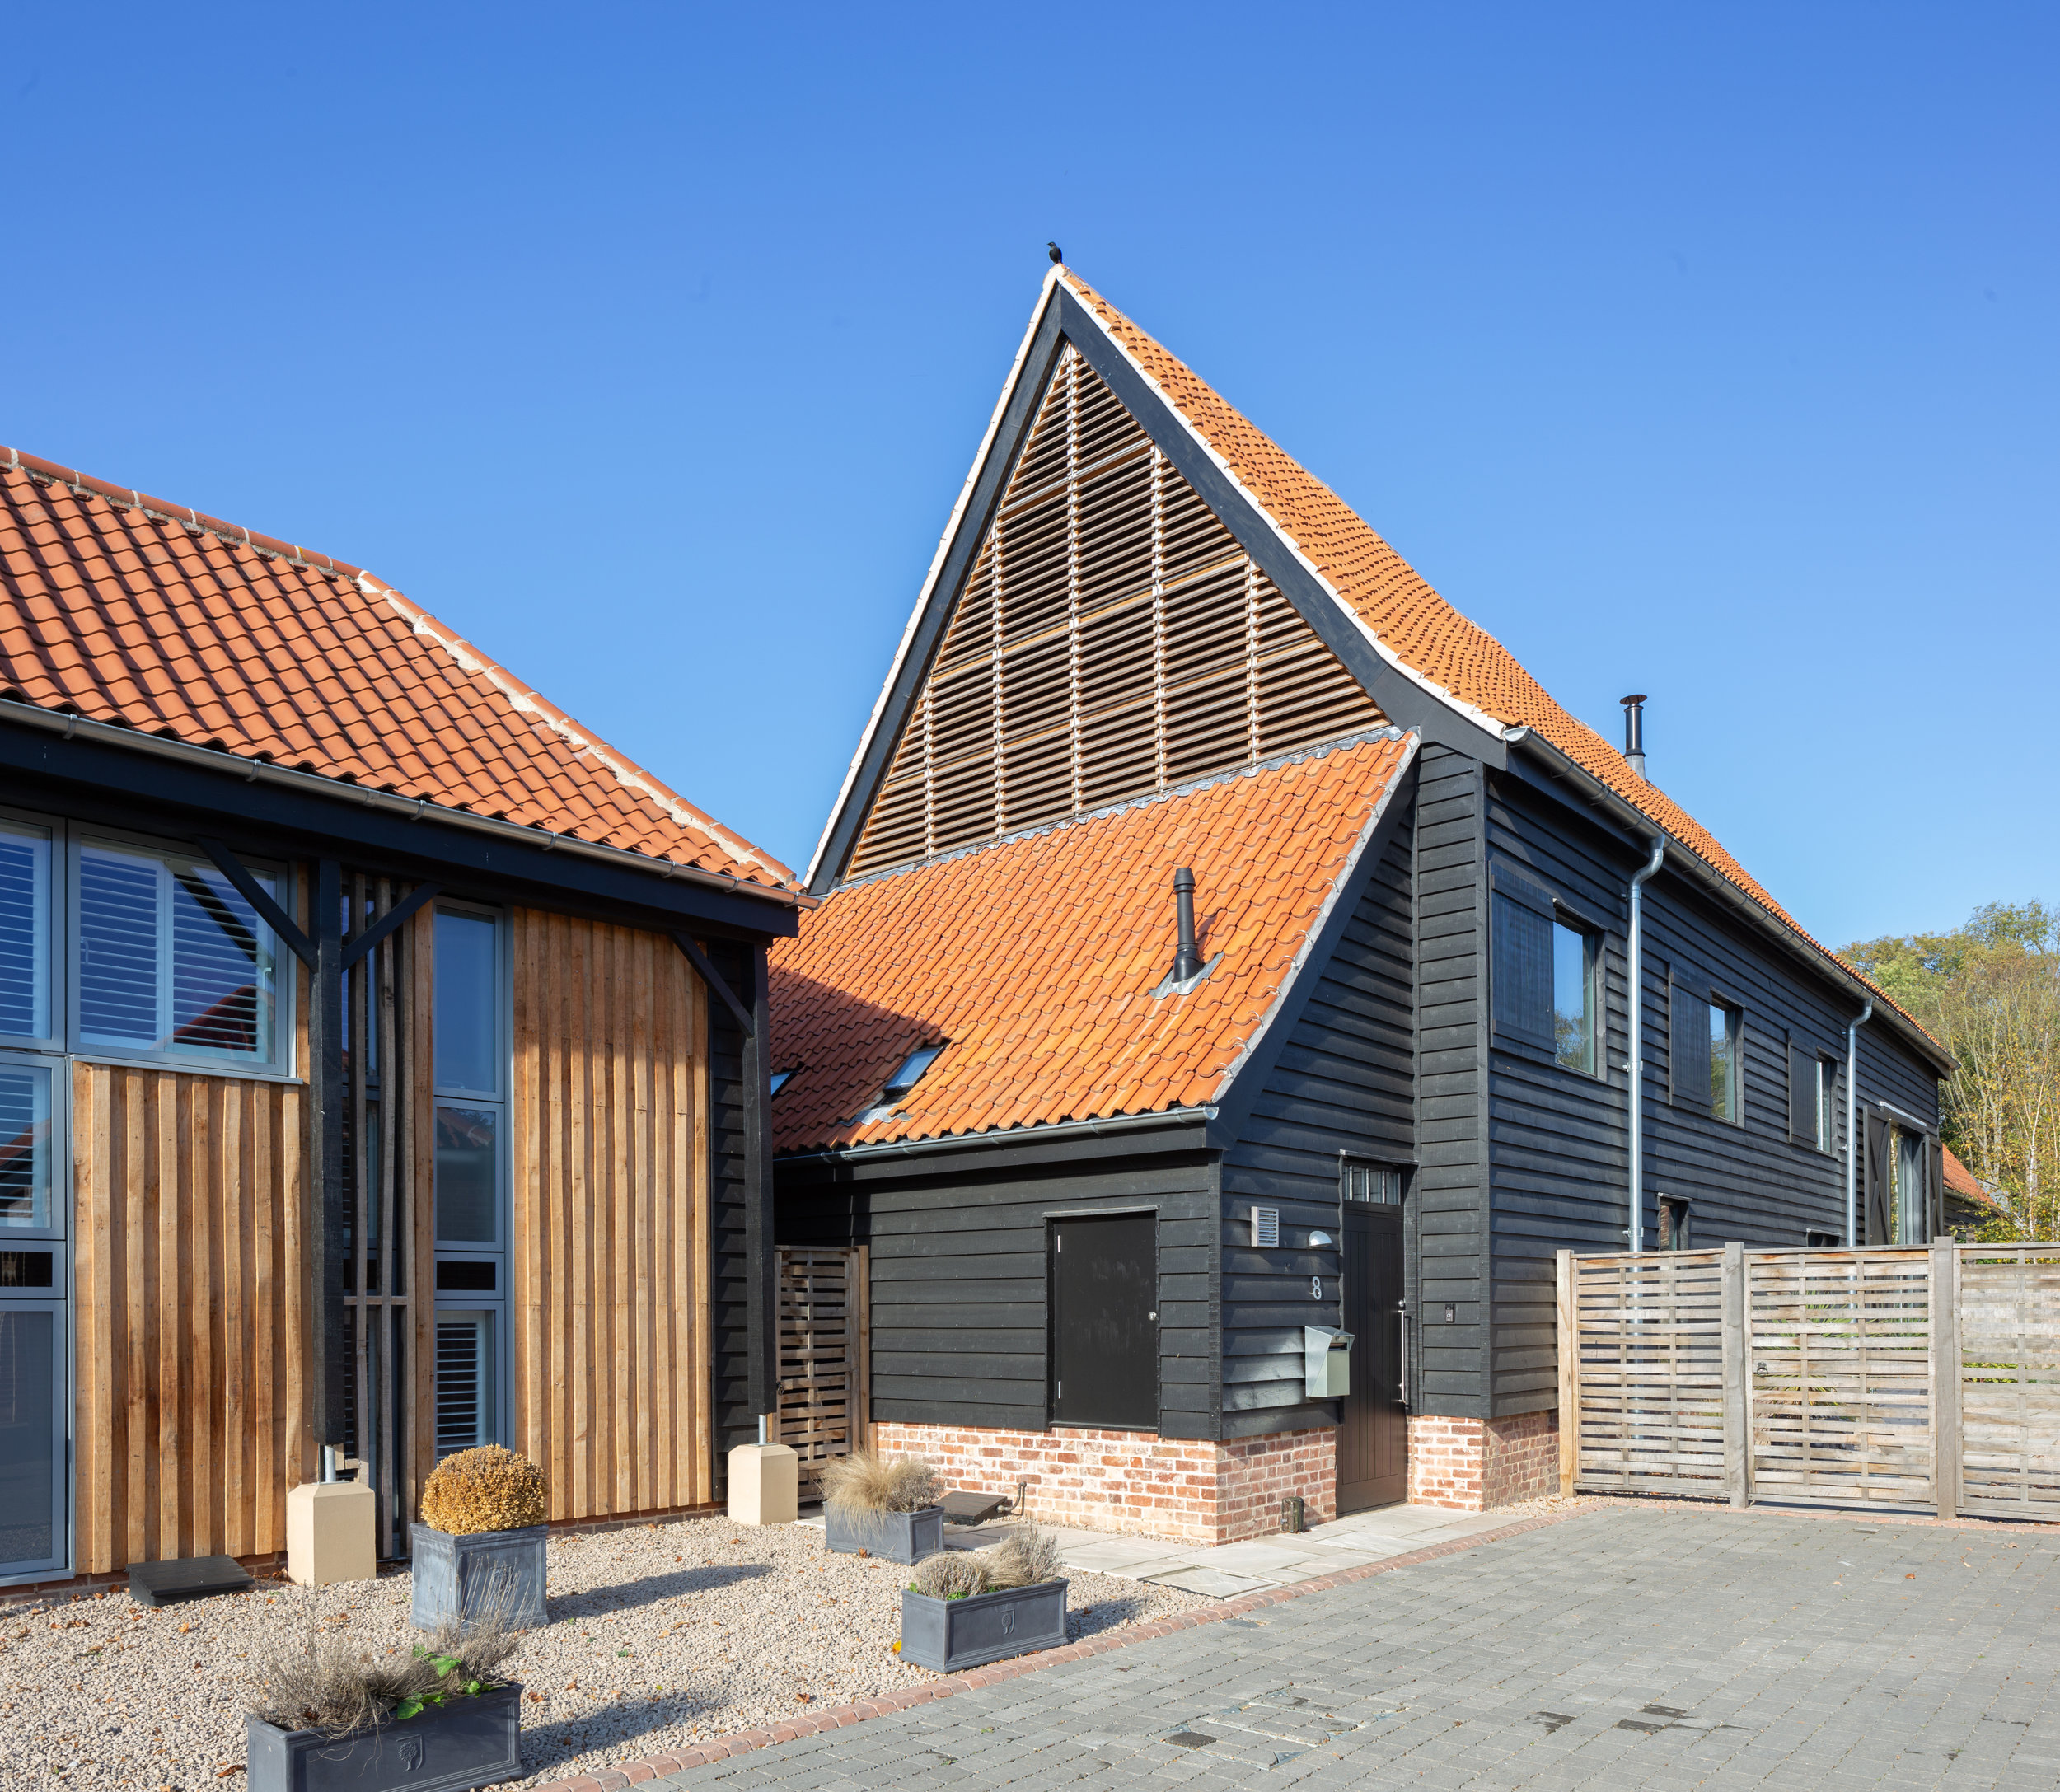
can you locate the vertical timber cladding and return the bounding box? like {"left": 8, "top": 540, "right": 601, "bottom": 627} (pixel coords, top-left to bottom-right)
{"left": 72, "top": 1065, "right": 309, "bottom": 1573}
{"left": 847, "top": 344, "right": 1386, "bottom": 875}
{"left": 509, "top": 910, "right": 714, "bottom": 1521}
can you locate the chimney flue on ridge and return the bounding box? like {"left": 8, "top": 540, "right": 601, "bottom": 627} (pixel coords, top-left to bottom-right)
{"left": 1620, "top": 695, "right": 1648, "bottom": 780}
{"left": 1173, "top": 867, "right": 1201, "bottom": 983}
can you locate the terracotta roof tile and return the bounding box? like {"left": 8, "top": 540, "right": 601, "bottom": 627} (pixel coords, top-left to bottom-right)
{"left": 0, "top": 449, "right": 794, "bottom": 891}
{"left": 769, "top": 734, "right": 1413, "bottom": 1153}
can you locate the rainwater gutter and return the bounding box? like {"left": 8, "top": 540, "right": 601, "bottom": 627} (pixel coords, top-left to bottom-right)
{"left": 1625, "top": 835, "right": 1667, "bottom": 1252}
{"left": 779, "top": 1106, "right": 1215, "bottom": 1167}
{"left": 1846, "top": 1000, "right": 1873, "bottom": 1246}
{"left": 0, "top": 696, "right": 812, "bottom": 910}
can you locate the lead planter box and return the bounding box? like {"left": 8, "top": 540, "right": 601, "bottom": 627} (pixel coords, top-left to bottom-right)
{"left": 410, "top": 1523, "right": 547, "bottom": 1631}
{"left": 245, "top": 1682, "right": 522, "bottom": 1792}
{"left": 823, "top": 1504, "right": 944, "bottom": 1565}
{"left": 899, "top": 1579, "right": 1068, "bottom": 1673}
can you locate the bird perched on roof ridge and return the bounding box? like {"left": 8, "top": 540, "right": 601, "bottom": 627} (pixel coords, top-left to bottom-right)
{"left": 1047, "top": 241, "right": 1063, "bottom": 264}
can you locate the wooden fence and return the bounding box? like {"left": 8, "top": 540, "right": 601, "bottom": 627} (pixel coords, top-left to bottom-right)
{"left": 773, "top": 1246, "right": 868, "bottom": 1500}
{"left": 1557, "top": 1241, "right": 2060, "bottom": 1520}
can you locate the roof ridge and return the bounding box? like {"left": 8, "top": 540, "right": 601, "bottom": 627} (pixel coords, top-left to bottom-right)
{"left": 2, "top": 443, "right": 797, "bottom": 890}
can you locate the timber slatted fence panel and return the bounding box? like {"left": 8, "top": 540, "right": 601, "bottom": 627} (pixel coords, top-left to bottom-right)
{"left": 1745, "top": 1249, "right": 1936, "bottom": 1509}
{"left": 1959, "top": 1246, "right": 2060, "bottom": 1520}
{"left": 1561, "top": 1242, "right": 2060, "bottom": 1522}
{"left": 775, "top": 1247, "right": 868, "bottom": 1500}
{"left": 1569, "top": 1249, "right": 1728, "bottom": 1496}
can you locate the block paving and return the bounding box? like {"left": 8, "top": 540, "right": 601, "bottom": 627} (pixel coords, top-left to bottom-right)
{"left": 542, "top": 1503, "right": 2060, "bottom": 1790}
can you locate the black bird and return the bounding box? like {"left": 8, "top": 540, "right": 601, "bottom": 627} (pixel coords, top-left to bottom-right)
{"left": 1047, "top": 241, "right": 1063, "bottom": 264}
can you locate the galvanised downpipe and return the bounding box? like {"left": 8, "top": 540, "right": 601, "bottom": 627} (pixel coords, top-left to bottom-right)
{"left": 1626, "top": 835, "right": 1667, "bottom": 1252}
{"left": 1847, "top": 999, "right": 1874, "bottom": 1246}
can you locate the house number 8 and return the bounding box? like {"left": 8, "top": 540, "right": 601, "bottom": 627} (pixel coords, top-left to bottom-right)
{"left": 1310, "top": 1276, "right": 1323, "bottom": 1300}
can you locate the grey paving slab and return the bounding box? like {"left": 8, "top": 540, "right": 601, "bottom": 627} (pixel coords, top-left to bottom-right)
{"left": 643, "top": 1505, "right": 2060, "bottom": 1790}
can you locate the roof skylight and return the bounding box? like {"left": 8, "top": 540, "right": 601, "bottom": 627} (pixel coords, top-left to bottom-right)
{"left": 855, "top": 1044, "right": 946, "bottom": 1122}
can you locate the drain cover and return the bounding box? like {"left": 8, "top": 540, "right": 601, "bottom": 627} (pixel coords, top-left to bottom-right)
{"left": 1164, "top": 1731, "right": 1216, "bottom": 1749}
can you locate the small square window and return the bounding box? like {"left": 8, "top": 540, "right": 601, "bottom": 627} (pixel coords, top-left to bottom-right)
{"left": 1659, "top": 1196, "right": 1692, "bottom": 1251}
{"left": 855, "top": 1044, "right": 946, "bottom": 1121}
{"left": 769, "top": 1069, "right": 795, "bottom": 1097}
{"left": 1342, "top": 1163, "right": 1402, "bottom": 1204}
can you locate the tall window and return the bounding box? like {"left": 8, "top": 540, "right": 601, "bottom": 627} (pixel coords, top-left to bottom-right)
{"left": 433, "top": 905, "right": 507, "bottom": 1458}
{"left": 0, "top": 820, "right": 51, "bottom": 1041}
{"left": 1552, "top": 923, "right": 1599, "bottom": 1075}
{"left": 1709, "top": 1003, "right": 1741, "bottom": 1122}
{"left": 1816, "top": 1060, "right": 1837, "bottom": 1153}
{"left": 1671, "top": 981, "right": 1741, "bottom": 1124}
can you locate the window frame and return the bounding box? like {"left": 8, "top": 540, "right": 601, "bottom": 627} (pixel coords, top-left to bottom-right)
{"left": 1489, "top": 863, "right": 1610, "bottom": 1081}
{"left": 65, "top": 819, "right": 294, "bottom": 1078}
{"left": 0, "top": 804, "right": 62, "bottom": 1054}
{"left": 429, "top": 899, "right": 511, "bottom": 1454}
{"left": 0, "top": 1047, "right": 68, "bottom": 1243}
{"left": 1550, "top": 915, "right": 1603, "bottom": 1079}
{"left": 1708, "top": 997, "right": 1744, "bottom": 1125}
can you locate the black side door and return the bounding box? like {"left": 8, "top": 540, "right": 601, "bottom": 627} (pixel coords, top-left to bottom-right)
{"left": 1338, "top": 1200, "right": 1407, "bottom": 1510}
{"left": 1049, "top": 1214, "right": 1156, "bottom": 1429}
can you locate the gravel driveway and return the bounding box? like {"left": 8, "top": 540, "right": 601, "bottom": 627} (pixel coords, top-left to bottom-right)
{"left": 2, "top": 1514, "right": 1206, "bottom": 1789}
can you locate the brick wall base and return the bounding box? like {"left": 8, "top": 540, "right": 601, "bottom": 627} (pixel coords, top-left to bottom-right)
{"left": 1406, "top": 1410, "right": 1558, "bottom": 1511}
{"left": 870, "top": 1422, "right": 1337, "bottom": 1545}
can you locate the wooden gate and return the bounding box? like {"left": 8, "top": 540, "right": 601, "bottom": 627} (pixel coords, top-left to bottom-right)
{"left": 773, "top": 1247, "right": 868, "bottom": 1500}
{"left": 1558, "top": 1241, "right": 2060, "bottom": 1520}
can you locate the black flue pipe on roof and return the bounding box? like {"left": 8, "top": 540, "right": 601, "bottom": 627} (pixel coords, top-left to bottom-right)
{"left": 1621, "top": 694, "right": 1649, "bottom": 780}
{"left": 1173, "top": 867, "right": 1201, "bottom": 982}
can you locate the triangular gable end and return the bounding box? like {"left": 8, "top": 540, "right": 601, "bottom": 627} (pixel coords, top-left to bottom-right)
{"left": 838, "top": 339, "right": 1389, "bottom": 881}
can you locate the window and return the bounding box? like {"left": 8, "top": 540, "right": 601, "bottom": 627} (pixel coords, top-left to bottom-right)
{"left": 1492, "top": 881, "right": 1604, "bottom": 1075}
{"left": 1670, "top": 980, "right": 1741, "bottom": 1123}
{"left": 1710, "top": 1004, "right": 1741, "bottom": 1122}
{"left": 856, "top": 1043, "right": 945, "bottom": 1122}
{"left": 769, "top": 1069, "right": 795, "bottom": 1097}
{"left": 1890, "top": 1126, "right": 1931, "bottom": 1245}
{"left": 1817, "top": 1060, "right": 1837, "bottom": 1154}
{"left": 0, "top": 1060, "right": 54, "bottom": 1233}
{"left": 1789, "top": 1043, "right": 1838, "bottom": 1153}
{"left": 433, "top": 905, "right": 507, "bottom": 1450}
{"left": 1552, "top": 923, "right": 1599, "bottom": 1075}
{"left": 1658, "top": 1195, "right": 1692, "bottom": 1250}
{"left": 0, "top": 818, "right": 52, "bottom": 1041}
{"left": 1342, "top": 1162, "right": 1402, "bottom": 1204}
{"left": 76, "top": 836, "right": 283, "bottom": 1067}
{"left": 1806, "top": 1230, "right": 1842, "bottom": 1248}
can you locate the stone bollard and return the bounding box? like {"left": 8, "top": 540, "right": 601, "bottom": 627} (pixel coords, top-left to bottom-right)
{"left": 286, "top": 1468, "right": 377, "bottom": 1586}
{"left": 727, "top": 1433, "right": 798, "bottom": 1526}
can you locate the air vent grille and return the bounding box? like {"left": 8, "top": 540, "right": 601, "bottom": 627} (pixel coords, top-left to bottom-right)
{"left": 846, "top": 349, "right": 1385, "bottom": 877}
{"left": 1251, "top": 1205, "right": 1280, "bottom": 1249}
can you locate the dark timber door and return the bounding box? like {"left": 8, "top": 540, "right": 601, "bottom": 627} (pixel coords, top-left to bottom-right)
{"left": 1050, "top": 1214, "right": 1156, "bottom": 1429}
{"left": 1338, "top": 1200, "right": 1407, "bottom": 1510}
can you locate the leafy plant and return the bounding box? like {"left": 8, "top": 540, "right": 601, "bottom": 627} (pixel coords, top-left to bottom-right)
{"left": 820, "top": 1448, "right": 943, "bottom": 1515}
{"left": 246, "top": 1605, "right": 521, "bottom": 1737}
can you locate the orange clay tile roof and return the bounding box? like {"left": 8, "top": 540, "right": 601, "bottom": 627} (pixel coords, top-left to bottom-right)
{"left": 0, "top": 447, "right": 795, "bottom": 891}
{"left": 768, "top": 732, "right": 1413, "bottom": 1153}
{"left": 1056, "top": 271, "right": 1931, "bottom": 1043}
{"left": 1943, "top": 1145, "right": 1995, "bottom": 1209}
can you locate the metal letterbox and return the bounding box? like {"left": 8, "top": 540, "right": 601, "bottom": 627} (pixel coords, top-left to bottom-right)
{"left": 1304, "top": 1324, "right": 1352, "bottom": 1398}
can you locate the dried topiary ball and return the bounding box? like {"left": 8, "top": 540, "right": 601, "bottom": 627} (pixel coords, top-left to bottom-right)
{"left": 419, "top": 1445, "right": 548, "bottom": 1536}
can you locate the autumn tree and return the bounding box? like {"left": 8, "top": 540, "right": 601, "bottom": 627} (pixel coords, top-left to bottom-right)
{"left": 1842, "top": 902, "right": 2060, "bottom": 1240}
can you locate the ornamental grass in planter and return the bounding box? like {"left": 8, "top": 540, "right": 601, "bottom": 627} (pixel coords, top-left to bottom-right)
{"left": 820, "top": 1449, "right": 945, "bottom": 1565}
{"left": 898, "top": 1525, "right": 1068, "bottom": 1673}
{"left": 244, "top": 1608, "right": 523, "bottom": 1792}
{"left": 410, "top": 1446, "right": 549, "bottom": 1632}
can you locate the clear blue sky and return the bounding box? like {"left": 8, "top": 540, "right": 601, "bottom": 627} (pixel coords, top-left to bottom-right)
{"left": 7, "top": 5, "right": 2053, "bottom": 946}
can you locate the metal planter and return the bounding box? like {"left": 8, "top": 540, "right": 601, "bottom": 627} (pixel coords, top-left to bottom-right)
{"left": 409, "top": 1523, "right": 548, "bottom": 1631}
{"left": 244, "top": 1682, "right": 522, "bottom": 1792}
{"left": 898, "top": 1579, "right": 1068, "bottom": 1673}
{"left": 822, "top": 1503, "right": 944, "bottom": 1565}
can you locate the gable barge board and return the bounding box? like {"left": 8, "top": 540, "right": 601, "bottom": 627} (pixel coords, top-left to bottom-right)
{"left": 0, "top": 720, "right": 796, "bottom": 940}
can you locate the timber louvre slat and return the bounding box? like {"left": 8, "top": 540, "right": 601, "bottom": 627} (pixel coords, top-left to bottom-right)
{"left": 1558, "top": 1242, "right": 2060, "bottom": 1521}
{"left": 847, "top": 346, "right": 1385, "bottom": 876}
{"left": 775, "top": 1246, "right": 865, "bottom": 1499}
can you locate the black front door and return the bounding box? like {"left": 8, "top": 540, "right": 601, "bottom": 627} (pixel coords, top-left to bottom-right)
{"left": 1338, "top": 1200, "right": 1407, "bottom": 1510}
{"left": 1050, "top": 1214, "right": 1156, "bottom": 1429}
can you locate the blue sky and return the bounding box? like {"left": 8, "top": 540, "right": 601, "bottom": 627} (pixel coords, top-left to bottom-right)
{"left": 7, "top": 5, "right": 2053, "bottom": 945}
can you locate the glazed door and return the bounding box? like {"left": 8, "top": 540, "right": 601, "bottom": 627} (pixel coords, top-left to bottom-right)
{"left": 1049, "top": 1214, "right": 1157, "bottom": 1429}
{"left": 1338, "top": 1200, "right": 1407, "bottom": 1511}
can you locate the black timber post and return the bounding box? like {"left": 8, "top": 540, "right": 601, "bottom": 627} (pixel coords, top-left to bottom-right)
{"left": 743, "top": 943, "right": 777, "bottom": 1424}
{"left": 307, "top": 858, "right": 347, "bottom": 1460}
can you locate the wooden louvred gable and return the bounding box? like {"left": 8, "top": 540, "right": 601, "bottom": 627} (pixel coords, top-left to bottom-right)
{"left": 845, "top": 346, "right": 1387, "bottom": 877}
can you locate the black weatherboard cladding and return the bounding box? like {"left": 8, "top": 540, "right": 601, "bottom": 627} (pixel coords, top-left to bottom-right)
{"left": 1482, "top": 757, "right": 1941, "bottom": 1416}
{"left": 1217, "top": 784, "right": 1418, "bottom": 1439}
{"left": 776, "top": 1126, "right": 1218, "bottom": 1439}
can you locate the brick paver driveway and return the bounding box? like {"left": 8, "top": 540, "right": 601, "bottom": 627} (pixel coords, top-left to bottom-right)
{"left": 651, "top": 1505, "right": 2060, "bottom": 1790}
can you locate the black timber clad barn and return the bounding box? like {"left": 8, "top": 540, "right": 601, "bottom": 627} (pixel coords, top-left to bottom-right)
{"left": 768, "top": 269, "right": 1951, "bottom": 1539}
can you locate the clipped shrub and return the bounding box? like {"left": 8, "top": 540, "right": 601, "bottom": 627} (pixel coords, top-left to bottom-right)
{"left": 821, "top": 1448, "right": 943, "bottom": 1515}
{"left": 419, "top": 1445, "right": 547, "bottom": 1537}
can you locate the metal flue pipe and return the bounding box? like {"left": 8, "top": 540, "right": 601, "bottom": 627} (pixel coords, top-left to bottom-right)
{"left": 1173, "top": 868, "right": 1201, "bottom": 982}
